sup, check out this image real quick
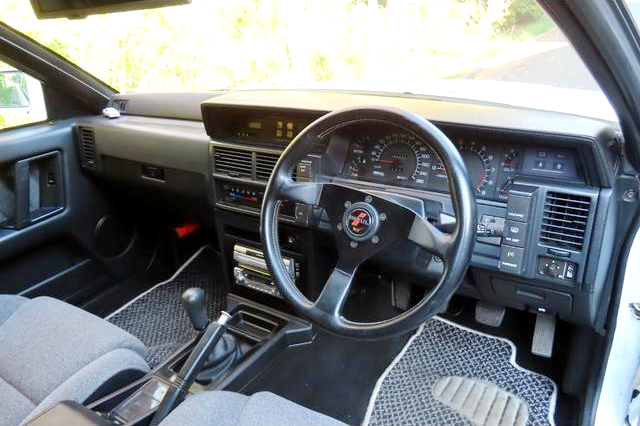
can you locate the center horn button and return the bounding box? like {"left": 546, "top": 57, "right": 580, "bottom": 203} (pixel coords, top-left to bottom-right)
{"left": 342, "top": 202, "right": 380, "bottom": 241}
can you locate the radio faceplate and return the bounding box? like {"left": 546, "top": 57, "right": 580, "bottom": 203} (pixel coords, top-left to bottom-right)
{"left": 232, "top": 244, "right": 297, "bottom": 298}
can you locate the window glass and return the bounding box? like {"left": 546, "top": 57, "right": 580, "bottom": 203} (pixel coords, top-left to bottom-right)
{"left": 1, "top": 0, "right": 614, "bottom": 120}
{"left": 0, "top": 61, "right": 47, "bottom": 130}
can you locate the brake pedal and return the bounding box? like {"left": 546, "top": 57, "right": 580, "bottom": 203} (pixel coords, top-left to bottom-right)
{"left": 474, "top": 301, "right": 505, "bottom": 327}
{"left": 531, "top": 313, "right": 556, "bottom": 358}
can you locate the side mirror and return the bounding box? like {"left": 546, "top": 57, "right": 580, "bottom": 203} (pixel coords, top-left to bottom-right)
{"left": 0, "top": 71, "right": 30, "bottom": 109}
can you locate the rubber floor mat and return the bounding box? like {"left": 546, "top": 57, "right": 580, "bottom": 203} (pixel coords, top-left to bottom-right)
{"left": 106, "top": 246, "right": 226, "bottom": 368}
{"left": 363, "top": 317, "right": 557, "bottom": 426}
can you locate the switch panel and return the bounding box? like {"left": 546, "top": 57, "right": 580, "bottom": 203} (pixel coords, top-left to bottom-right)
{"left": 536, "top": 256, "right": 577, "bottom": 282}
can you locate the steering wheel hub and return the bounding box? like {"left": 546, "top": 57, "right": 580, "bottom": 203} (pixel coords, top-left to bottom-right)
{"left": 343, "top": 202, "right": 380, "bottom": 241}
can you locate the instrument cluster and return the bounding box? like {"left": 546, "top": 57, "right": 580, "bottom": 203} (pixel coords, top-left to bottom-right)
{"left": 340, "top": 126, "right": 582, "bottom": 201}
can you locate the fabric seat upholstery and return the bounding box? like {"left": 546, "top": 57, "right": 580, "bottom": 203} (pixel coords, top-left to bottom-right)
{"left": 159, "top": 391, "right": 347, "bottom": 426}
{"left": 0, "top": 295, "right": 150, "bottom": 426}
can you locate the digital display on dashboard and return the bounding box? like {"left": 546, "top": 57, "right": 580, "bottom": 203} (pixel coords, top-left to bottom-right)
{"left": 232, "top": 117, "right": 310, "bottom": 143}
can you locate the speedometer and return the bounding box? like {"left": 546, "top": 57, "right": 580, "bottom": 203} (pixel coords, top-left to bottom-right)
{"left": 371, "top": 133, "right": 432, "bottom": 185}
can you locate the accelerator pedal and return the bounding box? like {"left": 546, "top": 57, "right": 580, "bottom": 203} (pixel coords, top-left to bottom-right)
{"left": 475, "top": 301, "right": 506, "bottom": 327}
{"left": 531, "top": 313, "right": 556, "bottom": 358}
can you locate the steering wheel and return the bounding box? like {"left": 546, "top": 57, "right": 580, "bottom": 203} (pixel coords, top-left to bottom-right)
{"left": 261, "top": 106, "right": 476, "bottom": 339}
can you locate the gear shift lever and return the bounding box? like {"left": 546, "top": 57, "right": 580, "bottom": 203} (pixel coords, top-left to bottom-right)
{"left": 151, "top": 297, "right": 232, "bottom": 426}
{"left": 181, "top": 288, "right": 209, "bottom": 331}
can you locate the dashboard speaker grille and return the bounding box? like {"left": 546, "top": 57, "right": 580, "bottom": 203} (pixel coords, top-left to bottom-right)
{"left": 78, "top": 126, "right": 97, "bottom": 169}
{"left": 539, "top": 191, "right": 591, "bottom": 251}
{"left": 213, "top": 147, "right": 252, "bottom": 179}
{"left": 255, "top": 152, "right": 280, "bottom": 181}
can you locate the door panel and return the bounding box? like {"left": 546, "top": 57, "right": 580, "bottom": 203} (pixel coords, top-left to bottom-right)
{"left": 0, "top": 120, "right": 155, "bottom": 304}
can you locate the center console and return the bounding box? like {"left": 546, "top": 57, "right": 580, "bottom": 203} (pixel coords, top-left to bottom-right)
{"left": 25, "top": 293, "right": 313, "bottom": 426}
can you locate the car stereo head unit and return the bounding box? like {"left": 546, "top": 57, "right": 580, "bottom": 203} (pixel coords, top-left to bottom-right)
{"left": 232, "top": 244, "right": 297, "bottom": 298}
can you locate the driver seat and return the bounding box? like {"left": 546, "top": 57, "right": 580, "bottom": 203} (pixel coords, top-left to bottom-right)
{"left": 159, "top": 391, "right": 347, "bottom": 426}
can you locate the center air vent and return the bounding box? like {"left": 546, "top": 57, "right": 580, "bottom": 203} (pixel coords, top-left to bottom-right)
{"left": 213, "top": 148, "right": 252, "bottom": 179}
{"left": 255, "top": 152, "right": 280, "bottom": 181}
{"left": 78, "top": 126, "right": 97, "bottom": 169}
{"left": 539, "top": 191, "right": 591, "bottom": 251}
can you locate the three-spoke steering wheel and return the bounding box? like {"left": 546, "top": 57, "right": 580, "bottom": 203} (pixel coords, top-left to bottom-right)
{"left": 260, "top": 106, "right": 476, "bottom": 339}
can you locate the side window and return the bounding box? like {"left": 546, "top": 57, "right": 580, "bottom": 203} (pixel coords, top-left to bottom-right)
{"left": 0, "top": 61, "right": 47, "bottom": 131}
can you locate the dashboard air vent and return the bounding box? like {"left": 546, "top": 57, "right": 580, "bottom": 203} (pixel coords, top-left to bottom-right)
{"left": 214, "top": 148, "right": 252, "bottom": 179}
{"left": 539, "top": 191, "right": 591, "bottom": 251}
{"left": 255, "top": 152, "right": 280, "bottom": 181}
{"left": 78, "top": 126, "right": 97, "bottom": 169}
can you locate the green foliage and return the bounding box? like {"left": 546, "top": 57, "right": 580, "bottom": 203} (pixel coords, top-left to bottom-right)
{"left": 499, "top": 0, "right": 553, "bottom": 39}
{"left": 1, "top": 0, "right": 555, "bottom": 93}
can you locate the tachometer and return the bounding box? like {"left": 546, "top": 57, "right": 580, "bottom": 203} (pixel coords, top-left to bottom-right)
{"left": 370, "top": 133, "right": 431, "bottom": 185}
{"left": 457, "top": 140, "right": 496, "bottom": 198}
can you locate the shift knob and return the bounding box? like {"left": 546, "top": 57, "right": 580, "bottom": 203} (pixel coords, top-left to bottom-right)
{"left": 181, "top": 288, "right": 209, "bottom": 331}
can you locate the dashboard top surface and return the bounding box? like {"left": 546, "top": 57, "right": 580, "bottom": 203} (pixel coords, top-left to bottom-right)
{"left": 201, "top": 89, "right": 619, "bottom": 139}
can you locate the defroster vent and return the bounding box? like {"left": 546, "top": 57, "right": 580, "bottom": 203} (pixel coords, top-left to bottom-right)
{"left": 214, "top": 147, "right": 252, "bottom": 179}
{"left": 539, "top": 191, "right": 591, "bottom": 251}
{"left": 78, "top": 126, "right": 97, "bottom": 169}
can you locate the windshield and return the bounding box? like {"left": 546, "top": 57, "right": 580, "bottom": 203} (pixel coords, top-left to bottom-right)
{"left": 1, "top": 0, "right": 616, "bottom": 120}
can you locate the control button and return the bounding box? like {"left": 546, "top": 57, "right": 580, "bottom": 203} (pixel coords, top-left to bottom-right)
{"left": 506, "top": 195, "right": 533, "bottom": 222}
{"left": 503, "top": 220, "right": 529, "bottom": 248}
{"left": 294, "top": 203, "right": 312, "bottom": 226}
{"left": 499, "top": 246, "right": 525, "bottom": 274}
{"left": 565, "top": 263, "right": 577, "bottom": 280}
{"left": 296, "top": 161, "right": 312, "bottom": 181}
{"left": 536, "top": 256, "right": 578, "bottom": 282}
{"left": 534, "top": 160, "right": 545, "bottom": 169}
{"left": 537, "top": 257, "right": 565, "bottom": 279}
{"left": 553, "top": 162, "right": 565, "bottom": 172}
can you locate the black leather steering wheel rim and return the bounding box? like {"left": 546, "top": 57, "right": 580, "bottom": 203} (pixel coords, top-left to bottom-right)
{"left": 261, "top": 106, "right": 476, "bottom": 339}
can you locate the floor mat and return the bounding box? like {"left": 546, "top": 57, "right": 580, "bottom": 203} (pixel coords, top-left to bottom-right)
{"left": 106, "top": 246, "right": 226, "bottom": 369}
{"left": 363, "top": 317, "right": 557, "bottom": 426}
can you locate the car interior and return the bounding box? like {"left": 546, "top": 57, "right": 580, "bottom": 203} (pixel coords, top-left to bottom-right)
{"left": 1, "top": 1, "right": 640, "bottom": 426}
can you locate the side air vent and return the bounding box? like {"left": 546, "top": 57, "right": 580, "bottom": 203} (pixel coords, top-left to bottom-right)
{"left": 112, "top": 99, "right": 128, "bottom": 113}
{"left": 214, "top": 148, "right": 252, "bottom": 179}
{"left": 539, "top": 192, "right": 591, "bottom": 251}
{"left": 255, "top": 152, "right": 280, "bottom": 181}
{"left": 78, "top": 126, "right": 97, "bottom": 169}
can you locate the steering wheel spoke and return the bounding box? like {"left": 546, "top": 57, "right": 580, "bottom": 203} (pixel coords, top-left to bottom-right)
{"left": 408, "top": 215, "right": 453, "bottom": 260}
{"left": 277, "top": 179, "right": 325, "bottom": 206}
{"left": 313, "top": 259, "right": 358, "bottom": 319}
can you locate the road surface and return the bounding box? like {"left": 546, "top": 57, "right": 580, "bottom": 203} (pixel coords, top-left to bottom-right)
{"left": 466, "top": 29, "right": 600, "bottom": 91}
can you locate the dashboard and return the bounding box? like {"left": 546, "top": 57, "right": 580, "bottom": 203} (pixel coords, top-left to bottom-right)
{"left": 74, "top": 89, "right": 623, "bottom": 332}
{"left": 339, "top": 123, "right": 583, "bottom": 201}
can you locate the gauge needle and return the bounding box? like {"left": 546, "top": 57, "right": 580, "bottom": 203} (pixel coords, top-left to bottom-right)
{"left": 378, "top": 159, "right": 394, "bottom": 165}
